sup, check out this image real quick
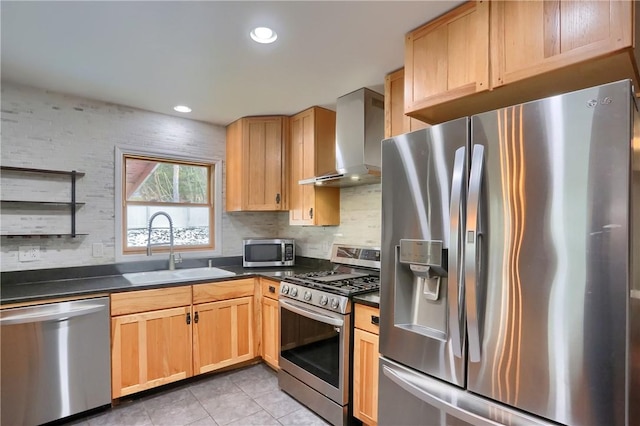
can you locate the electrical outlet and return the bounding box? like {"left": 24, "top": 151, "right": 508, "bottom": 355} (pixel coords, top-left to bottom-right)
{"left": 92, "top": 242, "right": 104, "bottom": 257}
{"left": 19, "top": 246, "right": 40, "bottom": 262}
{"left": 322, "top": 241, "right": 331, "bottom": 253}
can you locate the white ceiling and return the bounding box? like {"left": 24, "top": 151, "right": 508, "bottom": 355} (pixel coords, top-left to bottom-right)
{"left": 1, "top": 1, "right": 463, "bottom": 126}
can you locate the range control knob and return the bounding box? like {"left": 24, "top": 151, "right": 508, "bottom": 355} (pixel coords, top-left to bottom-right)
{"left": 330, "top": 298, "right": 339, "bottom": 309}
{"left": 320, "top": 295, "right": 328, "bottom": 306}
{"left": 281, "top": 285, "right": 289, "bottom": 295}
{"left": 290, "top": 287, "right": 298, "bottom": 297}
{"left": 304, "top": 291, "right": 312, "bottom": 301}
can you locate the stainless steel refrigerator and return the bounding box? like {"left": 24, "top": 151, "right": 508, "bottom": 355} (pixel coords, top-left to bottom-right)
{"left": 379, "top": 80, "right": 640, "bottom": 426}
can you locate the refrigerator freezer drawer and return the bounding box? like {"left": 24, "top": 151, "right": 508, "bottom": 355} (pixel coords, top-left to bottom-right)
{"left": 378, "top": 357, "right": 553, "bottom": 426}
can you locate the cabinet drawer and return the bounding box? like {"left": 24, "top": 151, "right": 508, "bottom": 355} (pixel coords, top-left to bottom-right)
{"left": 193, "top": 278, "right": 255, "bottom": 304}
{"left": 261, "top": 279, "right": 280, "bottom": 300}
{"left": 355, "top": 304, "right": 380, "bottom": 335}
{"left": 111, "top": 286, "right": 192, "bottom": 316}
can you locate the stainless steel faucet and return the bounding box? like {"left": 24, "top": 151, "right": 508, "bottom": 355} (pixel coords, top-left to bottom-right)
{"left": 146, "top": 211, "right": 181, "bottom": 270}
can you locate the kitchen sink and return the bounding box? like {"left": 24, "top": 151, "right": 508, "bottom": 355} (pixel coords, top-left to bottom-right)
{"left": 123, "top": 267, "right": 236, "bottom": 286}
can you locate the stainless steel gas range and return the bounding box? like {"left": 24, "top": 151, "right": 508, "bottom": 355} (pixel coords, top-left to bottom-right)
{"left": 278, "top": 244, "right": 380, "bottom": 426}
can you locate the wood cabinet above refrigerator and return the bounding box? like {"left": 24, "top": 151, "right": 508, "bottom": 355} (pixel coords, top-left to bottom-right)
{"left": 225, "top": 116, "right": 289, "bottom": 212}
{"left": 385, "top": 68, "right": 429, "bottom": 138}
{"left": 404, "top": 0, "right": 490, "bottom": 124}
{"left": 405, "top": 0, "right": 640, "bottom": 125}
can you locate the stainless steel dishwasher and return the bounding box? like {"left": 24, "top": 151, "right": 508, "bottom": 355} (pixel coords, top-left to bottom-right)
{"left": 1, "top": 297, "right": 111, "bottom": 426}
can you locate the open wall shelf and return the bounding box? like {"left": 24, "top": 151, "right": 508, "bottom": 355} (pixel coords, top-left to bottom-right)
{"left": 1, "top": 166, "right": 86, "bottom": 237}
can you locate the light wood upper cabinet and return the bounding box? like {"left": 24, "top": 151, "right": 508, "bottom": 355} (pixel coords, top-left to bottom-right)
{"left": 192, "top": 296, "right": 254, "bottom": 374}
{"left": 404, "top": 1, "right": 490, "bottom": 121}
{"left": 226, "top": 116, "right": 289, "bottom": 212}
{"left": 289, "top": 107, "right": 340, "bottom": 226}
{"left": 385, "top": 68, "right": 429, "bottom": 138}
{"left": 110, "top": 287, "right": 193, "bottom": 398}
{"left": 353, "top": 304, "right": 380, "bottom": 426}
{"left": 491, "top": 0, "right": 634, "bottom": 88}
{"left": 404, "top": 0, "right": 640, "bottom": 125}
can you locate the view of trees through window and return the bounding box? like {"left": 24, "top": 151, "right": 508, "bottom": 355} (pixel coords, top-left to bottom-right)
{"left": 124, "top": 156, "right": 213, "bottom": 250}
{"left": 128, "top": 161, "right": 208, "bottom": 203}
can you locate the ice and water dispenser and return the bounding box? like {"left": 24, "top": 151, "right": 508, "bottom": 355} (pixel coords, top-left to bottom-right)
{"left": 394, "top": 239, "right": 449, "bottom": 341}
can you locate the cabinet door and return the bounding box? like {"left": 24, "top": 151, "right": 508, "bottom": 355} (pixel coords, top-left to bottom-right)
{"left": 243, "top": 117, "right": 287, "bottom": 211}
{"left": 111, "top": 306, "right": 192, "bottom": 398}
{"left": 225, "top": 116, "right": 288, "bottom": 212}
{"left": 289, "top": 107, "right": 340, "bottom": 226}
{"left": 404, "top": 1, "right": 490, "bottom": 115}
{"left": 385, "top": 68, "right": 430, "bottom": 137}
{"left": 353, "top": 328, "right": 379, "bottom": 425}
{"left": 491, "top": 0, "right": 633, "bottom": 88}
{"left": 261, "top": 296, "right": 279, "bottom": 369}
{"left": 290, "top": 108, "right": 315, "bottom": 225}
{"left": 193, "top": 297, "right": 254, "bottom": 374}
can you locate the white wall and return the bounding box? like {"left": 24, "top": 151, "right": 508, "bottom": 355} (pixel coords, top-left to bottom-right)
{"left": 276, "top": 184, "right": 382, "bottom": 259}
{"left": 0, "top": 83, "right": 382, "bottom": 271}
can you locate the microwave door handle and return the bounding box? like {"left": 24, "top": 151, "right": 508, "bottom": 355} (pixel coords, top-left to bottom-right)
{"left": 279, "top": 299, "right": 344, "bottom": 327}
{"left": 282, "top": 242, "right": 285, "bottom": 261}
{"left": 465, "top": 144, "right": 485, "bottom": 363}
{"left": 448, "top": 146, "right": 466, "bottom": 358}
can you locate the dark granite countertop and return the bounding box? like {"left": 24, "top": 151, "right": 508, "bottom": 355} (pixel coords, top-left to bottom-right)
{"left": 0, "top": 258, "right": 327, "bottom": 305}
{"left": 353, "top": 291, "right": 380, "bottom": 308}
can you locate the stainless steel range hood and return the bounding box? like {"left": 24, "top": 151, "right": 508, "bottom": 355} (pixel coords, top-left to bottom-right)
{"left": 299, "top": 88, "right": 384, "bottom": 187}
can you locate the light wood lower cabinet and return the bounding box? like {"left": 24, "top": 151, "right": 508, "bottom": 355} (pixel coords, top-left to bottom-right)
{"left": 193, "top": 296, "right": 254, "bottom": 374}
{"left": 111, "top": 304, "right": 192, "bottom": 398}
{"left": 353, "top": 303, "right": 380, "bottom": 426}
{"left": 261, "top": 296, "right": 279, "bottom": 368}
{"left": 111, "top": 280, "right": 258, "bottom": 399}
{"left": 260, "top": 278, "right": 280, "bottom": 369}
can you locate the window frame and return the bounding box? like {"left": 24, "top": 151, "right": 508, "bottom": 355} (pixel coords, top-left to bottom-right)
{"left": 115, "top": 146, "right": 223, "bottom": 263}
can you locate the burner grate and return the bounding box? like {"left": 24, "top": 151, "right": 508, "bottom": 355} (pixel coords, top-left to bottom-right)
{"left": 286, "top": 272, "right": 380, "bottom": 296}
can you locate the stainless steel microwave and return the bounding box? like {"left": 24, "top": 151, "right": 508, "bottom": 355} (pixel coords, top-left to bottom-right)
{"left": 243, "top": 238, "right": 295, "bottom": 267}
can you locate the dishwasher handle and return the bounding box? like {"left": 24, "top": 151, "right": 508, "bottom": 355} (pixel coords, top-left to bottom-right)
{"left": 0, "top": 304, "right": 106, "bottom": 325}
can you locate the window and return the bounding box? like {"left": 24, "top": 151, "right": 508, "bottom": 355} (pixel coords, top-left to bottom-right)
{"left": 116, "top": 148, "right": 222, "bottom": 260}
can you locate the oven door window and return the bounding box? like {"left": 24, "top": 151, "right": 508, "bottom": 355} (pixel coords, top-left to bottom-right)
{"left": 245, "top": 244, "right": 281, "bottom": 262}
{"left": 280, "top": 306, "right": 340, "bottom": 388}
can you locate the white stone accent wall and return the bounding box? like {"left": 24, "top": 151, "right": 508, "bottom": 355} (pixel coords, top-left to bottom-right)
{"left": 1, "top": 83, "right": 382, "bottom": 271}
{"left": 276, "top": 184, "right": 382, "bottom": 259}
{"left": 0, "top": 83, "right": 281, "bottom": 271}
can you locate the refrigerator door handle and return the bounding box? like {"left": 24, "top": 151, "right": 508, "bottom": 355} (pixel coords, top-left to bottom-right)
{"left": 448, "top": 146, "right": 466, "bottom": 358}
{"left": 382, "top": 364, "right": 502, "bottom": 426}
{"left": 465, "top": 144, "right": 485, "bottom": 363}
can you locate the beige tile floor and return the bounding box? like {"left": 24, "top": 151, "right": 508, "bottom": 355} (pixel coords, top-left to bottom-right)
{"left": 66, "top": 363, "right": 329, "bottom": 426}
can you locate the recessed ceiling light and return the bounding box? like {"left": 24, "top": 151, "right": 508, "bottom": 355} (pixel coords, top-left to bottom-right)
{"left": 350, "top": 175, "right": 360, "bottom": 181}
{"left": 173, "top": 105, "right": 192, "bottom": 113}
{"left": 250, "top": 27, "right": 277, "bottom": 44}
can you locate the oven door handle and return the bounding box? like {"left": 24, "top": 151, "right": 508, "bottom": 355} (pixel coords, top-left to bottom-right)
{"left": 279, "top": 299, "right": 344, "bottom": 327}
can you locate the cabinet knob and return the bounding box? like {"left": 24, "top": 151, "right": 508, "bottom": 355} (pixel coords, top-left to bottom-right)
{"left": 186, "top": 312, "right": 191, "bottom": 325}
{"left": 371, "top": 315, "right": 380, "bottom": 326}
{"left": 309, "top": 208, "right": 313, "bottom": 219}
{"left": 276, "top": 193, "right": 281, "bottom": 204}
{"left": 269, "top": 286, "right": 276, "bottom": 293}
{"left": 194, "top": 311, "right": 199, "bottom": 323}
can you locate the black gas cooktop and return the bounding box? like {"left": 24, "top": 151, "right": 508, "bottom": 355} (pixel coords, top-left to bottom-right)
{"left": 284, "top": 269, "right": 380, "bottom": 296}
